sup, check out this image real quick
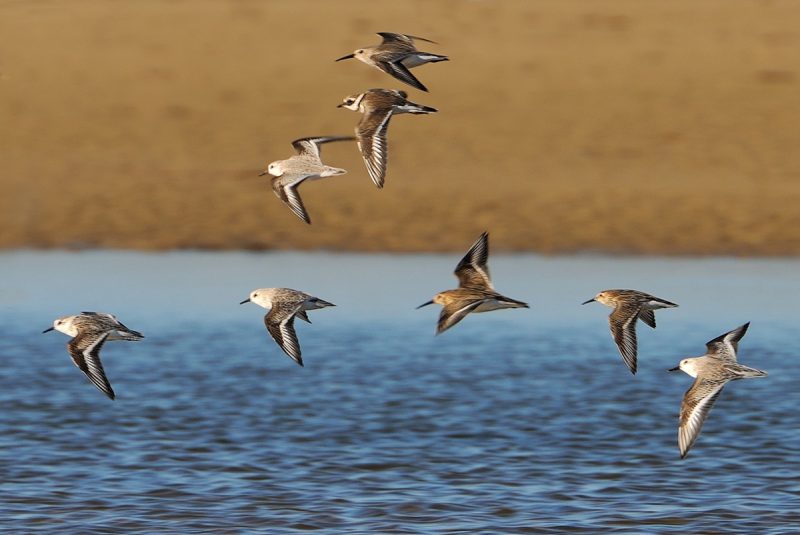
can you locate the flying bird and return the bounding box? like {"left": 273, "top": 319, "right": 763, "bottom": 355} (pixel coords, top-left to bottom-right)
{"left": 43, "top": 312, "right": 144, "bottom": 399}
{"left": 259, "top": 136, "right": 354, "bottom": 224}
{"left": 669, "top": 322, "right": 767, "bottom": 459}
{"left": 582, "top": 289, "right": 678, "bottom": 374}
{"left": 335, "top": 32, "right": 449, "bottom": 92}
{"left": 240, "top": 288, "right": 335, "bottom": 366}
{"left": 338, "top": 88, "right": 437, "bottom": 188}
{"left": 417, "top": 232, "right": 528, "bottom": 334}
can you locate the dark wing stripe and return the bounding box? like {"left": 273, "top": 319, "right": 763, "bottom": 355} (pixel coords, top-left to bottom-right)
{"left": 437, "top": 300, "right": 485, "bottom": 335}
{"left": 265, "top": 305, "right": 304, "bottom": 366}
{"left": 496, "top": 294, "right": 528, "bottom": 307}
{"left": 273, "top": 175, "right": 311, "bottom": 224}
{"left": 377, "top": 32, "right": 412, "bottom": 45}
{"left": 650, "top": 296, "right": 679, "bottom": 307}
{"left": 377, "top": 32, "right": 437, "bottom": 45}
{"left": 291, "top": 138, "right": 320, "bottom": 159}
{"left": 376, "top": 60, "right": 428, "bottom": 92}
{"left": 283, "top": 183, "right": 311, "bottom": 224}
{"left": 357, "top": 109, "right": 393, "bottom": 188}
{"left": 279, "top": 318, "right": 302, "bottom": 366}
{"left": 454, "top": 232, "right": 492, "bottom": 289}
{"left": 679, "top": 379, "right": 727, "bottom": 458}
{"left": 609, "top": 303, "right": 641, "bottom": 374}
{"left": 638, "top": 309, "right": 656, "bottom": 329}
{"left": 291, "top": 136, "right": 354, "bottom": 159}
{"left": 69, "top": 332, "right": 115, "bottom": 399}
{"left": 705, "top": 322, "right": 749, "bottom": 362}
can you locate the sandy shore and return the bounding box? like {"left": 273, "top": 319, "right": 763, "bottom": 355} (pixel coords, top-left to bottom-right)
{"left": 1, "top": 0, "right": 799, "bottom": 254}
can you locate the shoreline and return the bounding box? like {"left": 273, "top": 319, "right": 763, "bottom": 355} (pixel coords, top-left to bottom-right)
{"left": 3, "top": 246, "right": 799, "bottom": 259}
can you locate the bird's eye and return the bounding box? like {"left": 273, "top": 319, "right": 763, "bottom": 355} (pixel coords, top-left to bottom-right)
{"left": 254, "top": 293, "right": 258, "bottom": 297}
{"left": 357, "top": 49, "right": 363, "bottom": 54}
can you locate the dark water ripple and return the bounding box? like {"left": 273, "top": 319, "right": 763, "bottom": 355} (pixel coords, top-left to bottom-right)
{"left": 1, "top": 319, "right": 798, "bottom": 534}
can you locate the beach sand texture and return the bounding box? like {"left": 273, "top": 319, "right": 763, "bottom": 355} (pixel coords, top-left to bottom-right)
{"left": 1, "top": 0, "right": 799, "bottom": 254}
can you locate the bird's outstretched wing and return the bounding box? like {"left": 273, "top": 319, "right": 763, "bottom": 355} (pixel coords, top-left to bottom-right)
{"left": 67, "top": 331, "right": 115, "bottom": 399}
{"left": 705, "top": 322, "right": 749, "bottom": 362}
{"left": 265, "top": 302, "right": 305, "bottom": 366}
{"left": 454, "top": 232, "right": 492, "bottom": 290}
{"left": 678, "top": 377, "right": 728, "bottom": 458}
{"left": 356, "top": 107, "right": 393, "bottom": 188}
{"left": 609, "top": 301, "right": 642, "bottom": 374}
{"left": 291, "top": 136, "right": 354, "bottom": 159}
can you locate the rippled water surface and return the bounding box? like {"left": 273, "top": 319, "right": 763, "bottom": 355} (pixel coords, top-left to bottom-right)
{"left": 1, "top": 251, "right": 799, "bottom": 533}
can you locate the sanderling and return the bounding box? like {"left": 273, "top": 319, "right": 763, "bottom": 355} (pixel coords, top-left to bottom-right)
{"left": 417, "top": 232, "right": 528, "bottom": 335}
{"left": 42, "top": 312, "right": 144, "bottom": 400}
{"left": 240, "top": 288, "right": 335, "bottom": 367}
{"left": 259, "top": 136, "right": 354, "bottom": 224}
{"left": 582, "top": 289, "right": 678, "bottom": 375}
{"left": 335, "top": 32, "right": 449, "bottom": 92}
{"left": 669, "top": 322, "right": 767, "bottom": 459}
{"left": 338, "top": 88, "right": 437, "bottom": 188}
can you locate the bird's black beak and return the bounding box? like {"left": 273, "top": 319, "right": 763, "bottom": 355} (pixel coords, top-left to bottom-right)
{"left": 258, "top": 170, "right": 268, "bottom": 176}
{"left": 336, "top": 103, "right": 344, "bottom": 108}
{"left": 581, "top": 298, "right": 595, "bottom": 305}
{"left": 239, "top": 298, "right": 251, "bottom": 305}
{"left": 335, "top": 53, "right": 354, "bottom": 62}
{"left": 668, "top": 366, "right": 680, "bottom": 372}
{"left": 416, "top": 300, "right": 434, "bottom": 309}
{"left": 42, "top": 327, "right": 54, "bottom": 334}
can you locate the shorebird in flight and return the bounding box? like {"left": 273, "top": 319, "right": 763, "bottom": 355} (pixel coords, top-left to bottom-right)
{"left": 43, "top": 312, "right": 144, "bottom": 399}
{"left": 583, "top": 289, "right": 678, "bottom": 374}
{"left": 335, "top": 32, "right": 449, "bottom": 92}
{"left": 260, "top": 136, "right": 353, "bottom": 224}
{"left": 669, "top": 322, "right": 767, "bottom": 459}
{"left": 338, "top": 88, "right": 437, "bottom": 188}
{"left": 417, "top": 232, "right": 528, "bottom": 334}
{"left": 241, "top": 288, "right": 335, "bottom": 367}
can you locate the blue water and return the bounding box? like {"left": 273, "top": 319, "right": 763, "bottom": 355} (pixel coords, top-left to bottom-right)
{"left": 1, "top": 251, "right": 798, "bottom": 533}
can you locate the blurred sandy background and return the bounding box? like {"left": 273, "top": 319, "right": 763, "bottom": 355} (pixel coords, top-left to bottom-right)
{"left": 1, "top": 0, "right": 799, "bottom": 254}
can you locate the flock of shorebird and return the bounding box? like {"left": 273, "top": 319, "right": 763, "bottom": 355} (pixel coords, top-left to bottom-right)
{"left": 42, "top": 33, "right": 767, "bottom": 460}
{"left": 259, "top": 32, "right": 443, "bottom": 223}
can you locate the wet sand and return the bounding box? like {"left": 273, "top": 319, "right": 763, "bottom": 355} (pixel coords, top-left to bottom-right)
{"left": 1, "top": 0, "right": 799, "bottom": 254}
